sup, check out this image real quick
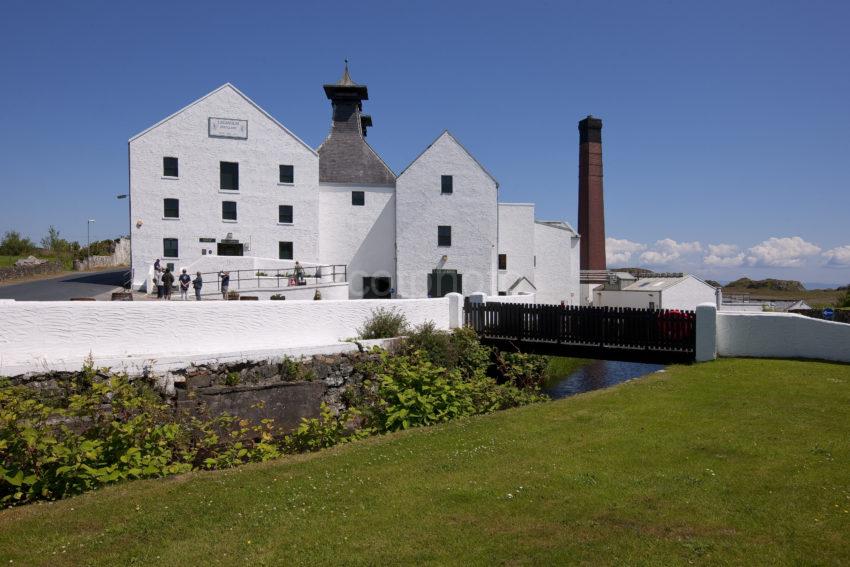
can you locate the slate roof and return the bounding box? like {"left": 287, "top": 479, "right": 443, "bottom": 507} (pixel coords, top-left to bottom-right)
{"left": 318, "top": 64, "right": 395, "bottom": 185}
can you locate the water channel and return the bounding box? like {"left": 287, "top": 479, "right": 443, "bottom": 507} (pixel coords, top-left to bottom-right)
{"left": 545, "top": 359, "right": 665, "bottom": 400}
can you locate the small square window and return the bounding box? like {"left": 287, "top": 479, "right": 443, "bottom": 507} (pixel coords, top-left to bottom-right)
{"left": 441, "top": 175, "right": 453, "bottom": 194}
{"left": 279, "top": 241, "right": 293, "bottom": 260}
{"left": 352, "top": 191, "right": 365, "bottom": 206}
{"left": 498, "top": 254, "right": 507, "bottom": 270}
{"left": 222, "top": 201, "right": 237, "bottom": 221}
{"left": 438, "top": 225, "right": 452, "bottom": 247}
{"left": 279, "top": 205, "right": 293, "bottom": 224}
{"left": 220, "top": 161, "right": 239, "bottom": 190}
{"left": 163, "top": 157, "right": 179, "bottom": 177}
{"left": 163, "top": 238, "right": 178, "bottom": 258}
{"left": 163, "top": 198, "right": 179, "bottom": 218}
{"left": 279, "top": 164, "right": 294, "bottom": 184}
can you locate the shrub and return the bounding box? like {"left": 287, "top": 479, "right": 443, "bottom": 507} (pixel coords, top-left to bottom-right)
{"left": 357, "top": 307, "right": 410, "bottom": 339}
{"left": 281, "top": 404, "right": 368, "bottom": 453}
{"left": 270, "top": 294, "right": 286, "bottom": 300}
{"left": 492, "top": 351, "right": 548, "bottom": 390}
{"left": 256, "top": 271, "right": 268, "bottom": 277}
{"left": 403, "top": 324, "right": 490, "bottom": 380}
{"left": 0, "top": 230, "right": 35, "bottom": 256}
{"left": 358, "top": 351, "right": 476, "bottom": 431}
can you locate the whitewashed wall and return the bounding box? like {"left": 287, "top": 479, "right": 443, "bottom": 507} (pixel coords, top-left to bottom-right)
{"left": 484, "top": 294, "right": 537, "bottom": 304}
{"left": 595, "top": 289, "right": 660, "bottom": 309}
{"left": 318, "top": 184, "right": 396, "bottom": 298}
{"left": 533, "top": 222, "right": 580, "bottom": 305}
{"left": 396, "top": 132, "right": 498, "bottom": 298}
{"left": 129, "top": 84, "right": 320, "bottom": 289}
{"left": 497, "top": 203, "right": 535, "bottom": 294}
{"left": 0, "top": 297, "right": 452, "bottom": 375}
{"left": 662, "top": 277, "right": 717, "bottom": 310}
{"left": 716, "top": 311, "right": 850, "bottom": 363}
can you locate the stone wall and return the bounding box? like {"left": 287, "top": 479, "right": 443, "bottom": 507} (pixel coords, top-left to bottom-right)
{"left": 10, "top": 348, "right": 395, "bottom": 432}
{"left": 0, "top": 261, "right": 63, "bottom": 283}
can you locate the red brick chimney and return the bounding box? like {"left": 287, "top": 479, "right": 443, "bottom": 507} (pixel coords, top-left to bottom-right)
{"left": 578, "top": 115, "right": 606, "bottom": 271}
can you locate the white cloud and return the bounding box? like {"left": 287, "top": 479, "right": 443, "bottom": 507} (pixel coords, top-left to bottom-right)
{"left": 745, "top": 236, "right": 821, "bottom": 268}
{"left": 606, "top": 237, "right": 646, "bottom": 265}
{"left": 704, "top": 243, "right": 745, "bottom": 267}
{"left": 823, "top": 245, "right": 850, "bottom": 268}
{"left": 638, "top": 238, "right": 703, "bottom": 266}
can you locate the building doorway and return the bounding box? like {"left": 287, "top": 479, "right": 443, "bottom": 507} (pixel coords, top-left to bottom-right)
{"left": 428, "top": 269, "right": 462, "bottom": 297}
{"left": 217, "top": 241, "right": 243, "bottom": 256}
{"left": 362, "top": 277, "right": 392, "bottom": 299}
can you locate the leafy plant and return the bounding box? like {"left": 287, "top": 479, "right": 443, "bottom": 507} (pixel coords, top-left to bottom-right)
{"left": 357, "top": 307, "right": 410, "bottom": 339}
{"left": 270, "top": 294, "right": 286, "bottom": 300}
{"left": 225, "top": 372, "right": 241, "bottom": 386}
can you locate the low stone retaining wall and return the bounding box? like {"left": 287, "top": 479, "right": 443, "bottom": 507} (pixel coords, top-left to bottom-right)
{"left": 0, "top": 261, "right": 63, "bottom": 283}
{"left": 9, "top": 347, "right": 395, "bottom": 432}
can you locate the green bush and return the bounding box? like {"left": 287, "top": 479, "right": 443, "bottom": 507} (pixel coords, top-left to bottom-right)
{"left": 357, "top": 307, "right": 410, "bottom": 339}
{"left": 492, "top": 351, "right": 548, "bottom": 390}
{"left": 403, "top": 323, "right": 490, "bottom": 380}
{"left": 0, "top": 231, "right": 36, "bottom": 256}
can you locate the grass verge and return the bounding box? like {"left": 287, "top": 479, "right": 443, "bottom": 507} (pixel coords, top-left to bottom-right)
{"left": 0, "top": 358, "right": 848, "bottom": 565}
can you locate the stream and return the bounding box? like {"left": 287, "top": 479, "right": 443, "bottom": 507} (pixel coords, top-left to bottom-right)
{"left": 545, "top": 359, "right": 665, "bottom": 400}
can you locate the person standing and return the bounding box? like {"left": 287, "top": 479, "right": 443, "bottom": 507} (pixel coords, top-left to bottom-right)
{"left": 193, "top": 271, "right": 203, "bottom": 301}
{"left": 294, "top": 261, "right": 305, "bottom": 285}
{"left": 219, "top": 271, "right": 230, "bottom": 300}
{"left": 178, "top": 269, "right": 191, "bottom": 300}
{"left": 161, "top": 268, "right": 175, "bottom": 300}
{"left": 153, "top": 270, "right": 163, "bottom": 299}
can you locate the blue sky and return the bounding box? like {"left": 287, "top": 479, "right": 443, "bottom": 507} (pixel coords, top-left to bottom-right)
{"left": 1, "top": 0, "right": 848, "bottom": 285}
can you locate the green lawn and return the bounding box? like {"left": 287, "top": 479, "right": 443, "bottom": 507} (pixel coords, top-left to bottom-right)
{"left": 1, "top": 358, "right": 848, "bottom": 565}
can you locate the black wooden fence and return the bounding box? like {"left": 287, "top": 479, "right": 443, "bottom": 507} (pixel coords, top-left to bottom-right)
{"left": 464, "top": 301, "right": 696, "bottom": 354}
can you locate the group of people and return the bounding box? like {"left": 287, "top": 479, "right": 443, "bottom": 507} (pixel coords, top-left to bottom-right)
{"left": 152, "top": 259, "right": 203, "bottom": 300}
{"left": 152, "top": 259, "right": 310, "bottom": 301}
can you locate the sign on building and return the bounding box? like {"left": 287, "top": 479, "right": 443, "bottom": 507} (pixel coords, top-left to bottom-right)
{"left": 209, "top": 117, "right": 248, "bottom": 139}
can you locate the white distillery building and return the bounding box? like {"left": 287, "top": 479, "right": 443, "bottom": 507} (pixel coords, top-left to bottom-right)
{"left": 593, "top": 273, "right": 718, "bottom": 311}
{"left": 129, "top": 67, "right": 580, "bottom": 302}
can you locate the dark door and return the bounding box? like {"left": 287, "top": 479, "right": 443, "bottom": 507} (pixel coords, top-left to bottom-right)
{"left": 428, "top": 269, "right": 462, "bottom": 297}
{"left": 217, "top": 242, "right": 243, "bottom": 256}
{"left": 363, "top": 277, "right": 392, "bottom": 299}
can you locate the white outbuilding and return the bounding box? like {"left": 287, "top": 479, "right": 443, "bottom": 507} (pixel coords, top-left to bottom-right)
{"left": 128, "top": 66, "right": 581, "bottom": 302}
{"left": 594, "top": 273, "right": 718, "bottom": 311}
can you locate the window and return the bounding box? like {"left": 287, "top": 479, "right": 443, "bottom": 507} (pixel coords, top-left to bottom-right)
{"left": 220, "top": 161, "right": 239, "bottom": 190}
{"left": 437, "top": 225, "right": 452, "bottom": 247}
{"left": 279, "top": 164, "right": 294, "bottom": 184}
{"left": 498, "top": 254, "right": 507, "bottom": 270}
{"left": 533, "top": 255, "right": 536, "bottom": 268}
{"left": 163, "top": 238, "right": 178, "bottom": 258}
{"left": 279, "top": 205, "right": 293, "bottom": 224}
{"left": 498, "top": 291, "right": 507, "bottom": 296}
{"left": 163, "top": 198, "right": 179, "bottom": 218}
{"left": 362, "top": 277, "right": 392, "bottom": 299}
{"left": 441, "top": 175, "right": 453, "bottom": 194}
{"left": 279, "top": 241, "right": 293, "bottom": 260}
{"left": 163, "top": 157, "right": 179, "bottom": 178}
{"left": 222, "top": 201, "right": 237, "bottom": 221}
{"left": 351, "top": 191, "right": 365, "bottom": 206}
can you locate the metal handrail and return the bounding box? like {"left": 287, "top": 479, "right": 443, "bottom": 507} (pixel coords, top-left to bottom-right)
{"left": 180, "top": 264, "right": 348, "bottom": 292}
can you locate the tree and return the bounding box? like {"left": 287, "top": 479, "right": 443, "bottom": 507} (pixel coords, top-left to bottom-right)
{"left": 40, "top": 225, "right": 62, "bottom": 252}
{"left": 0, "top": 231, "right": 36, "bottom": 256}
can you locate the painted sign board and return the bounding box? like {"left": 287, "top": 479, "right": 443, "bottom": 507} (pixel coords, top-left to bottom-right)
{"left": 823, "top": 308, "right": 834, "bottom": 320}
{"left": 209, "top": 117, "right": 248, "bottom": 139}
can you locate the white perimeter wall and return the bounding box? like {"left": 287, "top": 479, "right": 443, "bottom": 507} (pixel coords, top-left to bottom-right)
{"left": 497, "top": 203, "right": 535, "bottom": 294}
{"left": 533, "top": 222, "right": 580, "bottom": 305}
{"left": 0, "top": 297, "right": 454, "bottom": 376}
{"left": 662, "top": 277, "right": 717, "bottom": 311}
{"left": 716, "top": 311, "right": 850, "bottom": 363}
{"left": 396, "top": 132, "right": 498, "bottom": 298}
{"left": 318, "top": 184, "right": 396, "bottom": 298}
{"left": 129, "top": 85, "right": 320, "bottom": 288}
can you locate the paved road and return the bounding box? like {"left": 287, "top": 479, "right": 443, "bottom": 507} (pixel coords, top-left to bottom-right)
{"left": 0, "top": 269, "right": 129, "bottom": 301}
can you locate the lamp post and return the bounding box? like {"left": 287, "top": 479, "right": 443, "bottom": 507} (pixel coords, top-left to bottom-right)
{"left": 86, "top": 219, "right": 95, "bottom": 271}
